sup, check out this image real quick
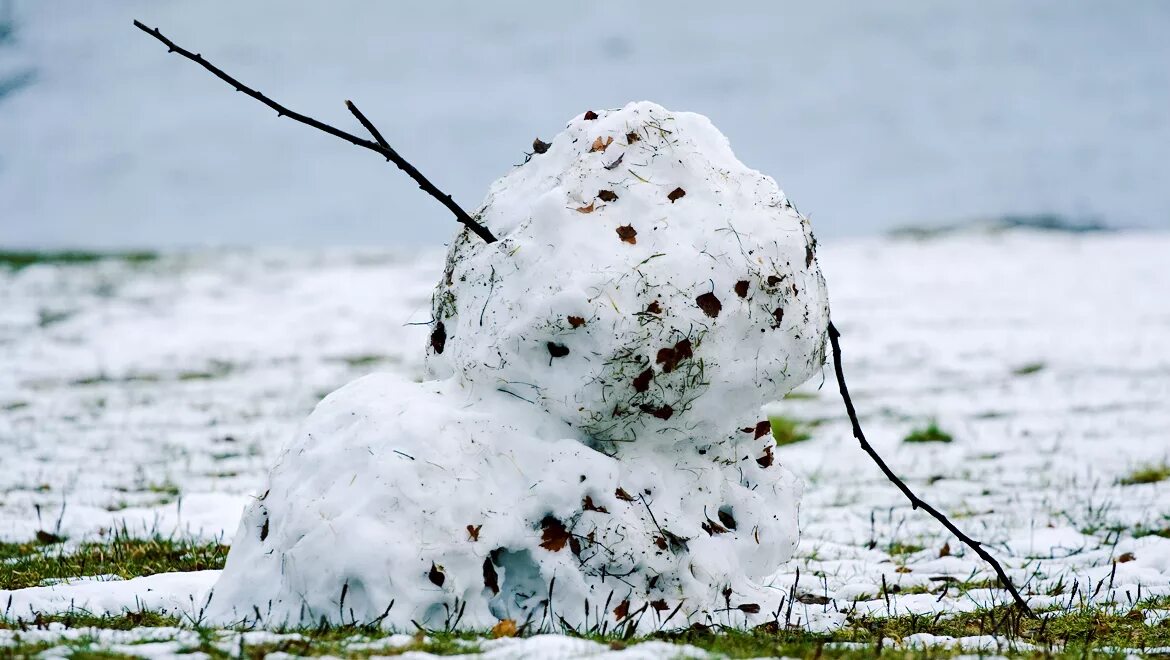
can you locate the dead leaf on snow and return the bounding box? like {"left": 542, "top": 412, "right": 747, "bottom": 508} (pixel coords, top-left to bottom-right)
{"left": 540, "top": 516, "right": 570, "bottom": 552}
{"left": 590, "top": 136, "right": 614, "bottom": 152}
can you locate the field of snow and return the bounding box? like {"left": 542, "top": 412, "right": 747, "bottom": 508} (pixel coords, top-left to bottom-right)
{"left": 2, "top": 229, "right": 1168, "bottom": 656}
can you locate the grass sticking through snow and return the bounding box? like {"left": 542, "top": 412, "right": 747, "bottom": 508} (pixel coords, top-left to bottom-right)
{"left": 903, "top": 421, "right": 953, "bottom": 444}
{"left": 0, "top": 250, "right": 158, "bottom": 271}
{"left": 0, "top": 527, "right": 228, "bottom": 590}
{"left": 768, "top": 415, "right": 811, "bottom": 446}
{"left": 1118, "top": 463, "right": 1170, "bottom": 486}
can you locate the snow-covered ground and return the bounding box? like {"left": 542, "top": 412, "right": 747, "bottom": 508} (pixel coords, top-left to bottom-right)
{"left": 2, "top": 229, "right": 1169, "bottom": 656}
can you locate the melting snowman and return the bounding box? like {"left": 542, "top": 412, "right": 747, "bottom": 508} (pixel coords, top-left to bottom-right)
{"left": 206, "top": 102, "right": 829, "bottom": 632}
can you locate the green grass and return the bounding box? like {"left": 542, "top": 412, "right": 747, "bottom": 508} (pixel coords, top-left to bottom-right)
{"left": 0, "top": 529, "right": 228, "bottom": 590}
{"left": 1118, "top": 463, "right": 1170, "bottom": 486}
{"left": 0, "top": 249, "right": 158, "bottom": 271}
{"left": 768, "top": 415, "right": 812, "bottom": 446}
{"left": 1012, "top": 361, "right": 1046, "bottom": 376}
{"left": 5, "top": 606, "right": 1170, "bottom": 658}
{"left": 903, "top": 421, "right": 954, "bottom": 444}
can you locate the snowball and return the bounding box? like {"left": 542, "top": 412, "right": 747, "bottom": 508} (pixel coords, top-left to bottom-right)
{"left": 207, "top": 102, "right": 828, "bottom": 631}
{"left": 428, "top": 101, "right": 829, "bottom": 447}
{"left": 205, "top": 373, "right": 801, "bottom": 630}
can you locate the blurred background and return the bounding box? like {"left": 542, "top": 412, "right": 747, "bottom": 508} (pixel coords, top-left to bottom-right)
{"left": 0, "top": 0, "right": 1167, "bottom": 249}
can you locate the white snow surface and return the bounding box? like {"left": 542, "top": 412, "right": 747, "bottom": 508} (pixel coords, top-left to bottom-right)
{"left": 2, "top": 229, "right": 1169, "bottom": 657}
{"left": 203, "top": 104, "right": 820, "bottom": 631}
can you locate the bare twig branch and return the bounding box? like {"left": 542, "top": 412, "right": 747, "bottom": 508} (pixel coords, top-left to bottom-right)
{"left": 132, "top": 20, "right": 497, "bottom": 244}
{"left": 826, "top": 321, "right": 1034, "bottom": 617}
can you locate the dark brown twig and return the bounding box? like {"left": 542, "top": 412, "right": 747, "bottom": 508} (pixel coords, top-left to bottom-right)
{"left": 132, "top": 20, "right": 497, "bottom": 244}
{"left": 826, "top": 321, "right": 1034, "bottom": 617}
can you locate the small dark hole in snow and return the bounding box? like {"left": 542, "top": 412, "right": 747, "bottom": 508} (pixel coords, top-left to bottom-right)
{"left": 483, "top": 557, "right": 499, "bottom": 594}
{"left": 718, "top": 507, "right": 737, "bottom": 530}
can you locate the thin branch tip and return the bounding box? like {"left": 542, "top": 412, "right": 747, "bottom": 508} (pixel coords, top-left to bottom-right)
{"left": 827, "top": 320, "right": 1035, "bottom": 617}
{"left": 133, "top": 22, "right": 496, "bottom": 244}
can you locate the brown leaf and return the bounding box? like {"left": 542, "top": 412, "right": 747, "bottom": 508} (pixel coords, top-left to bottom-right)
{"left": 467, "top": 524, "right": 481, "bottom": 542}
{"left": 632, "top": 368, "right": 654, "bottom": 393}
{"left": 590, "top": 136, "right": 614, "bottom": 153}
{"left": 640, "top": 404, "right": 673, "bottom": 420}
{"left": 1118, "top": 552, "right": 1136, "bottom": 563}
{"left": 626, "top": 131, "right": 641, "bottom": 144}
{"left": 754, "top": 420, "right": 771, "bottom": 439}
{"left": 734, "top": 280, "right": 750, "bottom": 298}
{"left": 35, "top": 530, "right": 64, "bottom": 545}
{"left": 650, "top": 599, "right": 669, "bottom": 612}
{"left": 756, "top": 445, "right": 774, "bottom": 468}
{"left": 702, "top": 520, "right": 729, "bottom": 536}
{"left": 938, "top": 542, "right": 951, "bottom": 558}
{"left": 771, "top": 307, "right": 784, "bottom": 328}
{"left": 696, "top": 292, "right": 722, "bottom": 318}
{"left": 645, "top": 300, "right": 662, "bottom": 315}
{"left": 583, "top": 110, "right": 599, "bottom": 120}
{"left": 567, "top": 315, "right": 586, "bottom": 328}
{"left": 576, "top": 201, "right": 595, "bottom": 214}
{"left": 430, "top": 321, "right": 447, "bottom": 354}
{"left": 616, "top": 225, "right": 637, "bottom": 244}
{"left": 655, "top": 338, "right": 693, "bottom": 373}
{"left": 532, "top": 138, "right": 551, "bottom": 154}
{"left": 540, "top": 516, "right": 570, "bottom": 552}
{"left": 547, "top": 342, "right": 570, "bottom": 358}
{"left": 491, "top": 618, "right": 517, "bottom": 638}
{"left": 737, "top": 603, "right": 761, "bottom": 614}
{"left": 667, "top": 187, "right": 686, "bottom": 203}
{"left": 428, "top": 562, "right": 446, "bottom": 587}
{"left": 597, "top": 189, "right": 619, "bottom": 202}
{"left": 483, "top": 557, "right": 499, "bottom": 594}
{"left": 615, "top": 487, "right": 636, "bottom": 502}
{"left": 583, "top": 495, "right": 609, "bottom": 513}
{"left": 613, "top": 599, "right": 631, "bottom": 620}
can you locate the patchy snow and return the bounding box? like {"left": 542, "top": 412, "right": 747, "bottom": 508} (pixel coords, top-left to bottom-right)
{"left": 2, "top": 228, "right": 1169, "bottom": 655}
{"left": 204, "top": 104, "right": 823, "bottom": 631}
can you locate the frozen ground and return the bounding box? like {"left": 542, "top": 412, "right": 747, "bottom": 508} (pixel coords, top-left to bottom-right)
{"left": 2, "top": 229, "right": 1169, "bottom": 657}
